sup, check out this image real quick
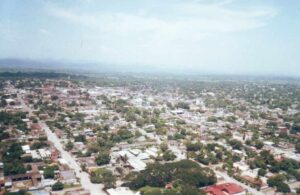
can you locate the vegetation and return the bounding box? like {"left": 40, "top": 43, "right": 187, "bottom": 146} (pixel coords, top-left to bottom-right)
{"left": 124, "top": 160, "right": 216, "bottom": 191}
{"left": 43, "top": 165, "right": 59, "bottom": 179}
{"left": 90, "top": 168, "right": 116, "bottom": 188}
{"left": 3, "top": 191, "right": 29, "bottom": 195}
{"left": 0, "top": 111, "right": 28, "bottom": 132}
{"left": 228, "top": 139, "right": 243, "bottom": 150}
{"left": 52, "top": 181, "right": 64, "bottom": 191}
{"left": 267, "top": 174, "right": 291, "bottom": 193}
{"left": 162, "top": 150, "right": 176, "bottom": 161}
{"left": 2, "top": 143, "right": 26, "bottom": 176}
{"left": 95, "top": 150, "right": 111, "bottom": 166}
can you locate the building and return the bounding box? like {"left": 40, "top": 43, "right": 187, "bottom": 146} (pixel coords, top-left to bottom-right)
{"left": 64, "top": 188, "right": 90, "bottom": 195}
{"left": 204, "top": 183, "right": 246, "bottom": 195}
{"left": 60, "top": 170, "right": 77, "bottom": 184}
{"left": 106, "top": 187, "right": 136, "bottom": 195}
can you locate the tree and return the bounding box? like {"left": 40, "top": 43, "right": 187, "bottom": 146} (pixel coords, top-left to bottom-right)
{"left": 103, "top": 172, "right": 116, "bottom": 189}
{"left": 3, "top": 190, "right": 28, "bottom": 195}
{"left": 117, "top": 129, "right": 134, "bottom": 140}
{"left": 65, "top": 141, "right": 74, "bottom": 151}
{"left": 228, "top": 139, "right": 243, "bottom": 150}
{"left": 43, "top": 165, "right": 58, "bottom": 179}
{"left": 290, "top": 123, "right": 300, "bottom": 134}
{"left": 186, "top": 142, "right": 202, "bottom": 151}
{"left": 232, "top": 155, "right": 241, "bottom": 162}
{"left": 160, "top": 143, "right": 168, "bottom": 152}
{"left": 276, "top": 182, "right": 290, "bottom": 193}
{"left": 51, "top": 95, "right": 59, "bottom": 101}
{"left": 245, "top": 139, "right": 252, "bottom": 146}
{"left": 176, "top": 102, "right": 190, "bottom": 110}
{"left": 216, "top": 151, "right": 223, "bottom": 160}
{"left": 91, "top": 168, "right": 116, "bottom": 188}
{"left": 267, "top": 174, "right": 286, "bottom": 189}
{"left": 258, "top": 168, "right": 267, "bottom": 177}
{"left": 3, "top": 142, "right": 23, "bottom": 162}
{"left": 74, "top": 134, "right": 86, "bottom": 143}
{"left": 95, "top": 150, "right": 111, "bottom": 166}
{"left": 295, "top": 143, "right": 300, "bottom": 153}
{"left": 279, "top": 158, "right": 300, "bottom": 171}
{"left": 52, "top": 181, "right": 64, "bottom": 191}
{"left": 3, "top": 163, "right": 26, "bottom": 176}
{"left": 163, "top": 150, "right": 176, "bottom": 161}
{"left": 125, "top": 160, "right": 216, "bottom": 190}
{"left": 255, "top": 140, "right": 264, "bottom": 149}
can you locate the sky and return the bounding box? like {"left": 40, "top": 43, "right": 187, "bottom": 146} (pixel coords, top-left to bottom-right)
{"left": 0, "top": 0, "right": 299, "bottom": 75}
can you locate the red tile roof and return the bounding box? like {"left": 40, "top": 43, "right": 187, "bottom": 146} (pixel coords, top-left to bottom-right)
{"left": 204, "top": 183, "right": 245, "bottom": 195}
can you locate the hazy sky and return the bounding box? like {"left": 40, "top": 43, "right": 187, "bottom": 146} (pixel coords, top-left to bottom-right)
{"left": 0, "top": 0, "right": 299, "bottom": 75}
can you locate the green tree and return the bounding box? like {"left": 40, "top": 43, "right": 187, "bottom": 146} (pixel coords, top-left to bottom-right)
{"left": 186, "top": 142, "right": 202, "bottom": 151}
{"left": 295, "top": 143, "right": 300, "bottom": 153}
{"left": 3, "top": 163, "right": 26, "bottom": 176}
{"left": 267, "top": 174, "right": 285, "bottom": 188}
{"left": 65, "top": 141, "right": 74, "bottom": 151}
{"left": 52, "top": 181, "right": 64, "bottom": 191}
{"left": 43, "top": 165, "right": 58, "bottom": 179}
{"left": 276, "top": 182, "right": 290, "bottom": 193}
{"left": 125, "top": 160, "right": 216, "bottom": 190}
{"left": 95, "top": 150, "right": 111, "bottom": 166}
{"left": 258, "top": 168, "right": 267, "bottom": 176}
{"left": 160, "top": 143, "right": 168, "bottom": 152}
{"left": 3, "top": 190, "right": 28, "bottom": 195}
{"left": 163, "top": 150, "right": 176, "bottom": 161}
{"left": 228, "top": 139, "right": 243, "bottom": 150}
{"left": 91, "top": 168, "right": 116, "bottom": 188}
{"left": 255, "top": 140, "right": 264, "bottom": 149}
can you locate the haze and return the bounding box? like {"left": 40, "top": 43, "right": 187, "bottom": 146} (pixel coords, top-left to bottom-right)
{"left": 0, "top": 0, "right": 299, "bottom": 76}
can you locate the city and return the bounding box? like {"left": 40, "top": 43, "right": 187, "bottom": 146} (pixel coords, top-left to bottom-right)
{"left": 1, "top": 0, "right": 300, "bottom": 194}
{"left": 0, "top": 73, "right": 299, "bottom": 195}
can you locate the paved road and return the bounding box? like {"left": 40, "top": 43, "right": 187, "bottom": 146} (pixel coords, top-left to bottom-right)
{"left": 16, "top": 88, "right": 262, "bottom": 195}
{"left": 40, "top": 123, "right": 105, "bottom": 195}
{"left": 17, "top": 91, "right": 105, "bottom": 195}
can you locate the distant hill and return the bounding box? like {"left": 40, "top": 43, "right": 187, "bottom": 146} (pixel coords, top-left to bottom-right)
{"left": 0, "top": 71, "right": 76, "bottom": 79}
{"left": 1, "top": 58, "right": 299, "bottom": 79}
{"left": 0, "top": 58, "right": 66, "bottom": 70}
{"left": 0, "top": 58, "right": 177, "bottom": 75}
{"left": 0, "top": 58, "right": 115, "bottom": 74}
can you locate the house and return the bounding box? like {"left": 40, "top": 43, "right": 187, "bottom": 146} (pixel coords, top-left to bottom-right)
{"left": 240, "top": 175, "right": 263, "bottom": 187}
{"left": 77, "top": 157, "right": 97, "bottom": 168}
{"left": 106, "top": 187, "right": 135, "bottom": 195}
{"left": 118, "top": 150, "right": 146, "bottom": 171}
{"left": 204, "top": 183, "right": 246, "bottom": 195}
{"left": 84, "top": 129, "right": 94, "bottom": 137}
{"left": 54, "top": 129, "right": 65, "bottom": 138}
{"left": 127, "top": 158, "right": 146, "bottom": 171}
{"left": 60, "top": 170, "right": 77, "bottom": 184}
{"left": 171, "top": 110, "right": 184, "bottom": 115}
{"left": 29, "top": 190, "right": 51, "bottom": 195}
{"left": 31, "top": 123, "right": 42, "bottom": 131}
{"left": 232, "top": 150, "right": 244, "bottom": 157}
{"left": 65, "top": 188, "right": 90, "bottom": 195}
{"left": 4, "top": 172, "right": 42, "bottom": 187}
{"left": 38, "top": 114, "right": 49, "bottom": 120}
{"left": 233, "top": 162, "right": 249, "bottom": 172}
{"left": 165, "top": 183, "right": 173, "bottom": 189}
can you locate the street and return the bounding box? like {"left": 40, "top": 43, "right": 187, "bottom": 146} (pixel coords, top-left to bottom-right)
{"left": 41, "top": 123, "right": 105, "bottom": 195}
{"left": 18, "top": 92, "right": 105, "bottom": 195}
